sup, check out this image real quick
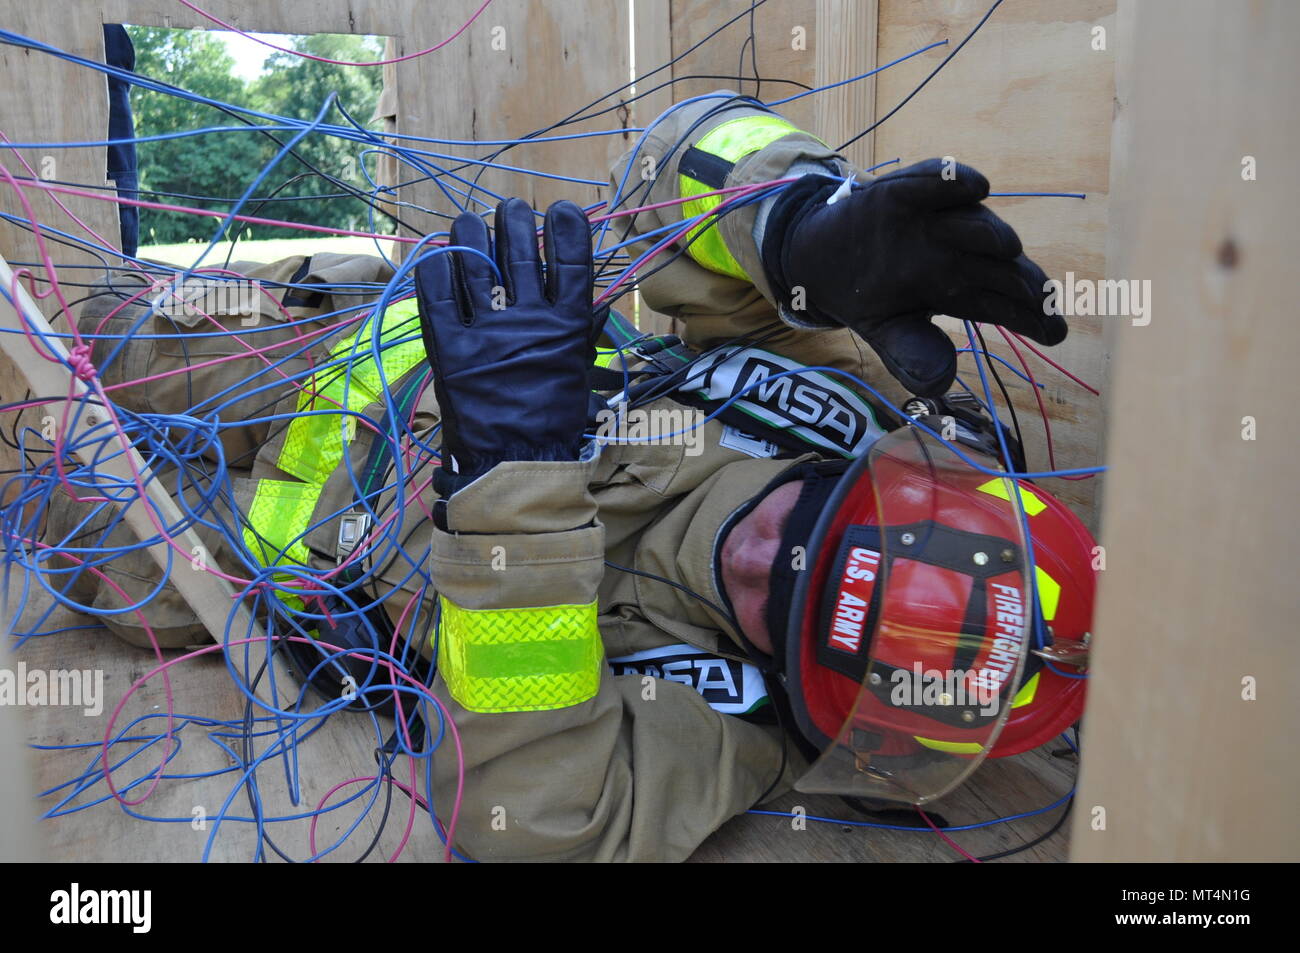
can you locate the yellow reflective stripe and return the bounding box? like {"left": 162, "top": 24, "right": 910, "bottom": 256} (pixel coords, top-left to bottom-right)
{"left": 914, "top": 736, "right": 984, "bottom": 755}
{"left": 977, "top": 477, "right": 1047, "bottom": 516}
{"left": 678, "top": 115, "right": 803, "bottom": 279}
{"left": 436, "top": 596, "right": 602, "bottom": 713}
{"left": 245, "top": 298, "right": 427, "bottom": 585}
{"left": 279, "top": 298, "right": 427, "bottom": 485}
{"left": 1011, "top": 672, "right": 1040, "bottom": 709}
{"left": 242, "top": 479, "right": 323, "bottom": 567}
{"left": 1035, "top": 566, "right": 1061, "bottom": 622}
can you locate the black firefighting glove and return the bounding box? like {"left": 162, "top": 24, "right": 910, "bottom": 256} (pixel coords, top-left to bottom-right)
{"left": 414, "top": 197, "right": 602, "bottom": 501}
{"left": 759, "top": 157, "right": 1067, "bottom": 397}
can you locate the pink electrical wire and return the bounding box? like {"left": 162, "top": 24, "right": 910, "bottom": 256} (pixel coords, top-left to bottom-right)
{"left": 1, "top": 132, "right": 135, "bottom": 270}
{"left": 594, "top": 178, "right": 798, "bottom": 305}
{"left": 992, "top": 325, "right": 1094, "bottom": 482}
{"left": 589, "top": 176, "right": 800, "bottom": 225}
{"left": 0, "top": 140, "right": 330, "bottom": 410}
{"left": 175, "top": 0, "right": 495, "bottom": 67}
{"left": 310, "top": 771, "right": 419, "bottom": 862}
{"left": 5, "top": 157, "right": 427, "bottom": 589}
{"left": 3, "top": 262, "right": 259, "bottom": 590}
{"left": 917, "top": 807, "right": 981, "bottom": 862}
{"left": 0, "top": 307, "right": 356, "bottom": 415}
{"left": 6, "top": 175, "right": 424, "bottom": 245}
{"left": 1011, "top": 331, "right": 1100, "bottom": 396}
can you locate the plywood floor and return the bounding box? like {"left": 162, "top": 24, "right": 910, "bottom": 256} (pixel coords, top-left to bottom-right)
{"left": 8, "top": 587, "right": 1075, "bottom": 863}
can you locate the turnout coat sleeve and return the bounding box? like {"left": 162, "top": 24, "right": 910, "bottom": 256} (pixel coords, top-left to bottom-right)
{"left": 427, "top": 458, "right": 786, "bottom": 862}
{"left": 604, "top": 90, "right": 898, "bottom": 398}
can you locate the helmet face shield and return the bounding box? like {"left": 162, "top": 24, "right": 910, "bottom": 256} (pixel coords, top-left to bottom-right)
{"left": 785, "top": 427, "right": 1036, "bottom": 803}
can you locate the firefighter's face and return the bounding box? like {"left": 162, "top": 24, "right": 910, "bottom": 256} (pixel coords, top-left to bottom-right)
{"left": 719, "top": 480, "right": 805, "bottom": 656}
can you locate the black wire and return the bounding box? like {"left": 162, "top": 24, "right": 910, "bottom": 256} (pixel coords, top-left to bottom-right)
{"left": 746, "top": 0, "right": 763, "bottom": 101}
{"left": 603, "top": 559, "right": 736, "bottom": 628}
{"left": 460, "top": 0, "right": 776, "bottom": 193}
{"left": 839, "top": 0, "right": 1007, "bottom": 152}
{"left": 737, "top": 36, "right": 753, "bottom": 98}
{"left": 236, "top": 622, "right": 396, "bottom": 863}
{"left": 958, "top": 796, "right": 1074, "bottom": 863}
{"left": 973, "top": 324, "right": 1025, "bottom": 456}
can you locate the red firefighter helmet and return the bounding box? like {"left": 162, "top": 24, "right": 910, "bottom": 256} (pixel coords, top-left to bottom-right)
{"left": 783, "top": 426, "right": 1095, "bottom": 804}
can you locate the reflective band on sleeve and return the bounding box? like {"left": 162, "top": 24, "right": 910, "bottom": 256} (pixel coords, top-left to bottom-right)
{"left": 436, "top": 596, "right": 603, "bottom": 713}
{"left": 279, "top": 297, "right": 427, "bottom": 486}
{"left": 1035, "top": 566, "right": 1061, "bottom": 622}
{"left": 976, "top": 477, "right": 1047, "bottom": 516}
{"left": 678, "top": 114, "right": 805, "bottom": 279}
{"left": 244, "top": 298, "right": 428, "bottom": 586}
{"left": 242, "top": 478, "right": 323, "bottom": 567}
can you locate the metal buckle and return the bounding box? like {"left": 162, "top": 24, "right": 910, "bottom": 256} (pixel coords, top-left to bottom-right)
{"left": 336, "top": 511, "right": 371, "bottom": 559}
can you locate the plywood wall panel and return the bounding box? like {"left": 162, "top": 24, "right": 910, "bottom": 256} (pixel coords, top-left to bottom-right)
{"left": 873, "top": 0, "right": 1116, "bottom": 524}
{"left": 1070, "top": 0, "right": 1300, "bottom": 862}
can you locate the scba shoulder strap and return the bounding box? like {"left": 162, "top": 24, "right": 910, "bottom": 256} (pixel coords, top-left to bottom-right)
{"left": 593, "top": 311, "right": 1021, "bottom": 467}
{"left": 592, "top": 309, "right": 897, "bottom": 460}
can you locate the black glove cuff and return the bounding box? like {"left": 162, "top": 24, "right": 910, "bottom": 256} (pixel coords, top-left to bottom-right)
{"left": 759, "top": 175, "right": 843, "bottom": 324}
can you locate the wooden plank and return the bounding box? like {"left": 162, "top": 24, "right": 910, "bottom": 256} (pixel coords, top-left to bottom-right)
{"left": 0, "top": 636, "right": 43, "bottom": 860}
{"left": 664, "top": 0, "right": 819, "bottom": 133}
{"left": 628, "top": 0, "right": 675, "bottom": 334}
{"left": 398, "top": 0, "right": 633, "bottom": 229}
{"left": 633, "top": 0, "right": 675, "bottom": 127}
{"left": 0, "top": 250, "right": 265, "bottom": 651}
{"left": 874, "top": 0, "right": 1116, "bottom": 528}
{"left": 1070, "top": 0, "right": 1300, "bottom": 863}
{"left": 815, "top": 0, "right": 877, "bottom": 172}
{"left": 0, "top": 13, "right": 117, "bottom": 491}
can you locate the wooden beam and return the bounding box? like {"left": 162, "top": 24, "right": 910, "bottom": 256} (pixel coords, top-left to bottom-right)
{"left": 0, "top": 250, "right": 265, "bottom": 651}
{"left": 815, "top": 0, "right": 877, "bottom": 172}
{"left": 1070, "top": 0, "right": 1300, "bottom": 862}
{"left": 633, "top": 0, "right": 675, "bottom": 126}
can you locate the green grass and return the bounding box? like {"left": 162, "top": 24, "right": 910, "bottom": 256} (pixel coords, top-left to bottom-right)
{"left": 139, "top": 235, "right": 399, "bottom": 267}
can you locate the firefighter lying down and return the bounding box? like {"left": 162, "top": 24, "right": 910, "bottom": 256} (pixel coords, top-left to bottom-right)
{"left": 54, "top": 93, "right": 1095, "bottom": 861}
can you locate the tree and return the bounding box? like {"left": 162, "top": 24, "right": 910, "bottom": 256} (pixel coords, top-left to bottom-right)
{"left": 246, "top": 33, "right": 388, "bottom": 238}
{"left": 127, "top": 26, "right": 272, "bottom": 245}
{"left": 126, "top": 28, "right": 390, "bottom": 245}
